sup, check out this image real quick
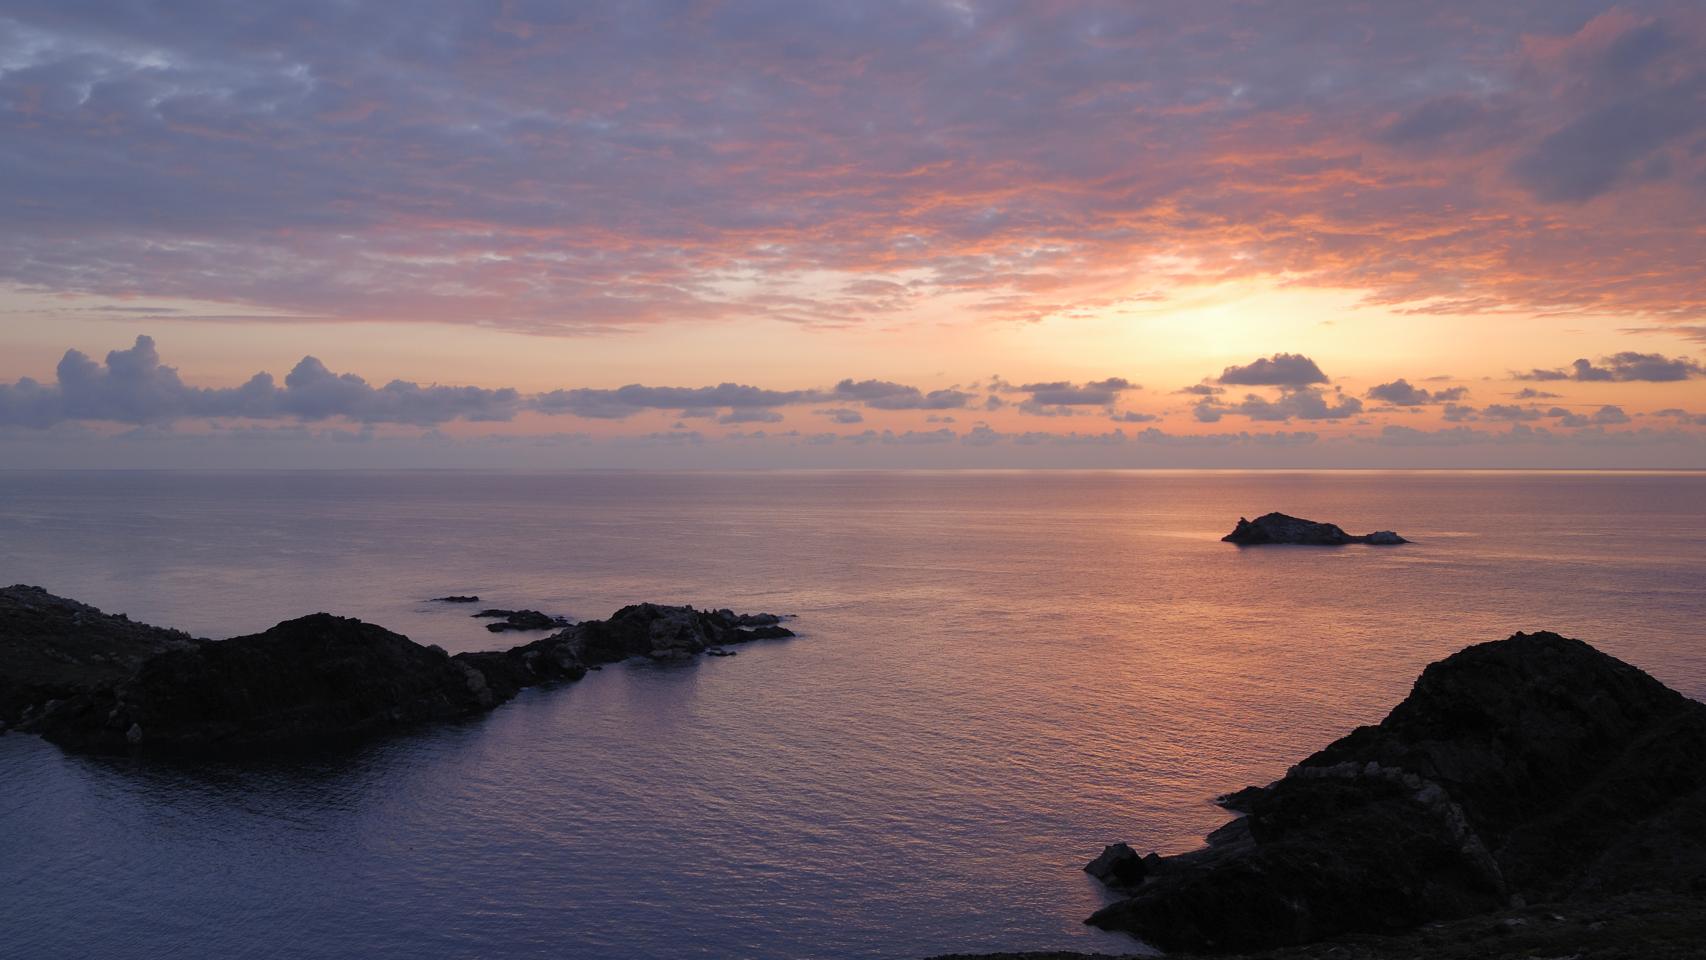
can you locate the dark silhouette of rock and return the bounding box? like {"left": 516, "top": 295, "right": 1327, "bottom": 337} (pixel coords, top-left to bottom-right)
{"left": 935, "top": 891, "right": 1706, "bottom": 958}
{"left": 573, "top": 603, "right": 793, "bottom": 662}
{"left": 2, "top": 587, "right": 795, "bottom": 756}
{"left": 35, "top": 614, "right": 491, "bottom": 754}
{"left": 1085, "top": 843, "right": 1147, "bottom": 886}
{"left": 0, "top": 585, "right": 193, "bottom": 729}
{"left": 430, "top": 595, "right": 480, "bottom": 603}
{"left": 716, "top": 609, "right": 786, "bottom": 627}
{"left": 471, "top": 609, "right": 572, "bottom": 632}
{"left": 1085, "top": 632, "right": 1706, "bottom": 953}
{"left": 1223, "top": 513, "right": 1408, "bottom": 545}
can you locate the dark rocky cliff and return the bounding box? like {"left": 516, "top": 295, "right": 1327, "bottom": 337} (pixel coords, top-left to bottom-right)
{"left": 1085, "top": 632, "right": 1706, "bottom": 953}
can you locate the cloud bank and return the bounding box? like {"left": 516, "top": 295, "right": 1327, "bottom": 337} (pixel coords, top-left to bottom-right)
{"left": 2, "top": 3, "right": 1704, "bottom": 335}
{"left": 1, "top": 336, "right": 521, "bottom": 427}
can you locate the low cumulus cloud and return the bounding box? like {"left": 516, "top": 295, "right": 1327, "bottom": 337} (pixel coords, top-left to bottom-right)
{"left": 534, "top": 383, "right": 825, "bottom": 419}
{"left": 1217, "top": 353, "right": 1329, "bottom": 387}
{"left": 1365, "top": 379, "right": 1469, "bottom": 406}
{"left": 1, "top": 336, "right": 1019, "bottom": 429}
{"left": 1516, "top": 352, "right": 1705, "bottom": 382}
{"left": 1017, "top": 378, "right": 1135, "bottom": 406}
{"left": 0, "top": 335, "right": 520, "bottom": 427}
{"left": 1437, "top": 401, "right": 1635, "bottom": 429}
{"left": 1655, "top": 408, "right": 1706, "bottom": 425}
{"left": 1374, "top": 425, "right": 1550, "bottom": 447}
{"left": 1194, "top": 386, "right": 1362, "bottom": 423}
{"left": 831, "top": 379, "right": 971, "bottom": 410}
{"left": 977, "top": 375, "right": 1141, "bottom": 417}
{"left": 718, "top": 409, "right": 784, "bottom": 425}
{"left": 1133, "top": 428, "right": 1320, "bottom": 448}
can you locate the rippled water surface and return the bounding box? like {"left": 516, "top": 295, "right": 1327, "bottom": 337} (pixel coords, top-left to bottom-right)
{"left": 2, "top": 470, "right": 1704, "bottom": 959}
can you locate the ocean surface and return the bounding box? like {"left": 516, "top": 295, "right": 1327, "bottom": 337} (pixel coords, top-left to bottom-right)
{"left": 1, "top": 469, "right": 1703, "bottom": 960}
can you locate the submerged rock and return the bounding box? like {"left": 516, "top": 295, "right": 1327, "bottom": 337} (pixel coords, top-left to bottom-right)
{"left": 1222, "top": 513, "right": 1408, "bottom": 545}
{"left": 1085, "top": 632, "right": 1706, "bottom": 953}
{"left": 3, "top": 588, "right": 796, "bottom": 756}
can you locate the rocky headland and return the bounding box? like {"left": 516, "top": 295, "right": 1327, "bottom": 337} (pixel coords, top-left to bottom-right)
{"left": 1074, "top": 631, "right": 1706, "bottom": 954}
{"left": 1223, "top": 513, "right": 1406, "bottom": 545}
{"left": 0, "top": 585, "right": 792, "bottom": 755}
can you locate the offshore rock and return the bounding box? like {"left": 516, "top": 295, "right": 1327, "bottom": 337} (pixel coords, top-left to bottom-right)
{"left": 1085, "top": 842, "right": 1147, "bottom": 887}
{"left": 572, "top": 603, "right": 793, "bottom": 663}
{"left": 4, "top": 588, "right": 795, "bottom": 756}
{"left": 1222, "top": 513, "right": 1408, "bottom": 545}
{"left": 430, "top": 595, "right": 480, "bottom": 603}
{"left": 472, "top": 609, "right": 572, "bottom": 632}
{"left": 1085, "top": 632, "right": 1706, "bottom": 953}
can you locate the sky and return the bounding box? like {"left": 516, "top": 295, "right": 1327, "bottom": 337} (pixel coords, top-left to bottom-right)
{"left": 1, "top": 0, "right": 1704, "bottom": 468}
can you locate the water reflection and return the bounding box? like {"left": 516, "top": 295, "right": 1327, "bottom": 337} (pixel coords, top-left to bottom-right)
{"left": 1, "top": 470, "right": 1703, "bottom": 959}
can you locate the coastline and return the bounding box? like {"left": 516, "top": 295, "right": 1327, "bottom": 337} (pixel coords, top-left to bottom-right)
{"left": 1, "top": 585, "right": 794, "bottom": 755}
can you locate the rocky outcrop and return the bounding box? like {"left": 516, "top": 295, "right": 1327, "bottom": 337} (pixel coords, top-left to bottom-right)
{"left": 935, "top": 892, "right": 1706, "bottom": 959}
{"left": 1085, "top": 843, "right": 1151, "bottom": 886}
{"left": 430, "top": 595, "right": 480, "bottom": 603}
{"left": 2, "top": 586, "right": 793, "bottom": 755}
{"left": 1085, "top": 632, "right": 1706, "bottom": 953}
{"left": 472, "top": 608, "right": 572, "bottom": 632}
{"left": 0, "top": 585, "right": 193, "bottom": 729}
{"left": 35, "top": 614, "right": 493, "bottom": 754}
{"left": 1223, "top": 513, "right": 1407, "bottom": 545}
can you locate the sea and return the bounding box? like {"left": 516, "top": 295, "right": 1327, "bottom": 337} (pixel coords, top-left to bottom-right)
{"left": 1, "top": 469, "right": 1703, "bottom": 960}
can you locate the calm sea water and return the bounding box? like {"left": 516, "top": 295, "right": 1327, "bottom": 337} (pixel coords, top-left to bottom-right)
{"left": 1, "top": 470, "right": 1703, "bottom": 959}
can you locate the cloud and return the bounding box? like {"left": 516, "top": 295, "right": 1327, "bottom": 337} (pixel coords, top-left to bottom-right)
{"left": 1481, "top": 404, "right": 1545, "bottom": 422}
{"left": 534, "top": 383, "right": 827, "bottom": 419}
{"left": 1374, "top": 425, "right": 1540, "bottom": 447}
{"left": 1512, "top": 388, "right": 1561, "bottom": 400}
{"left": 718, "top": 409, "right": 784, "bottom": 425}
{"left": 1, "top": 335, "right": 520, "bottom": 427}
{"left": 1549, "top": 404, "right": 1633, "bottom": 428}
{"left": 1438, "top": 400, "right": 1645, "bottom": 429}
{"left": 1622, "top": 325, "right": 1706, "bottom": 344}
{"left": 5, "top": 3, "right": 1703, "bottom": 336}
{"left": 1365, "top": 379, "right": 1468, "bottom": 406}
{"left": 832, "top": 379, "right": 971, "bottom": 410}
{"left": 1655, "top": 408, "right": 1706, "bottom": 425}
{"left": 1217, "top": 354, "right": 1329, "bottom": 387}
{"left": 1506, "top": 16, "right": 1704, "bottom": 203}
{"left": 1016, "top": 377, "right": 1135, "bottom": 406}
{"left": 1517, "top": 352, "right": 1705, "bottom": 382}
{"left": 2, "top": 335, "right": 1000, "bottom": 429}
{"left": 1196, "top": 385, "right": 1361, "bottom": 423}
{"left": 1134, "top": 428, "right": 1319, "bottom": 448}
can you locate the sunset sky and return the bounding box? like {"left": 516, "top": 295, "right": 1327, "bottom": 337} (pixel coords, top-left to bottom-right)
{"left": 2, "top": 1, "right": 1703, "bottom": 467}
